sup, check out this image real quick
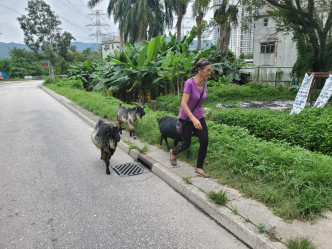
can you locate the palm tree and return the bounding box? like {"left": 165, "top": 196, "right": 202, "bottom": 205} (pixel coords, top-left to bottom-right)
{"left": 123, "top": 0, "right": 166, "bottom": 43}
{"left": 88, "top": 0, "right": 166, "bottom": 44}
{"left": 213, "top": 0, "right": 238, "bottom": 51}
{"left": 192, "top": 0, "right": 211, "bottom": 50}
{"left": 165, "top": 0, "right": 190, "bottom": 42}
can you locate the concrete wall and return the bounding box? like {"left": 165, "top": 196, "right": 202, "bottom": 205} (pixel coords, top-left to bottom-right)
{"left": 240, "top": 66, "right": 293, "bottom": 86}
{"left": 101, "top": 37, "right": 121, "bottom": 59}
{"left": 253, "top": 13, "right": 297, "bottom": 67}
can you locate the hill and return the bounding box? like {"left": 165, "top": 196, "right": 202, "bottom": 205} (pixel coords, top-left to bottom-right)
{"left": 0, "top": 42, "right": 97, "bottom": 59}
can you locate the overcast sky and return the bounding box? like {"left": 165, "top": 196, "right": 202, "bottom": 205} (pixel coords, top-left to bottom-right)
{"left": 0, "top": 0, "right": 213, "bottom": 44}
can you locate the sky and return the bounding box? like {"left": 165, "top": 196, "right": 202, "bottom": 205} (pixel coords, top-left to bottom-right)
{"left": 0, "top": 0, "right": 213, "bottom": 44}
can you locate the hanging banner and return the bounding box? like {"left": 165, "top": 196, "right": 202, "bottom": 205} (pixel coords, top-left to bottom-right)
{"left": 313, "top": 74, "right": 332, "bottom": 108}
{"left": 290, "top": 73, "right": 315, "bottom": 115}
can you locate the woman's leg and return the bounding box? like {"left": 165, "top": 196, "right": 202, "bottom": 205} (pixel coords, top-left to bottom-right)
{"left": 172, "top": 121, "right": 194, "bottom": 156}
{"left": 195, "top": 118, "right": 209, "bottom": 169}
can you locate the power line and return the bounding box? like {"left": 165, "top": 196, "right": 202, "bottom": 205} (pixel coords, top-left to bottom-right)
{"left": 56, "top": 0, "right": 90, "bottom": 21}
{"left": 0, "top": 4, "right": 24, "bottom": 15}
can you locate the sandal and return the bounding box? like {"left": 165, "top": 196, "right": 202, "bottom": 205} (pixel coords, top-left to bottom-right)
{"left": 195, "top": 169, "right": 210, "bottom": 178}
{"left": 169, "top": 149, "right": 177, "bottom": 166}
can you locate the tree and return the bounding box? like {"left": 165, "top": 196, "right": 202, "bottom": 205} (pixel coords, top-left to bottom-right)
{"left": 165, "top": 0, "right": 190, "bottom": 42}
{"left": 88, "top": 0, "right": 168, "bottom": 44}
{"left": 251, "top": 0, "right": 332, "bottom": 78}
{"left": 0, "top": 58, "right": 11, "bottom": 75}
{"left": 17, "top": 0, "right": 75, "bottom": 80}
{"left": 213, "top": 0, "right": 238, "bottom": 52}
{"left": 192, "top": 0, "right": 210, "bottom": 49}
{"left": 8, "top": 48, "right": 48, "bottom": 78}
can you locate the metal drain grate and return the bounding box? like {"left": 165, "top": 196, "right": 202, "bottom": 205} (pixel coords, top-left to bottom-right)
{"left": 112, "top": 162, "right": 144, "bottom": 176}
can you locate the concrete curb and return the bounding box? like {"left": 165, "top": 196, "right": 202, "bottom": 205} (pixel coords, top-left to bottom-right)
{"left": 41, "top": 84, "right": 286, "bottom": 249}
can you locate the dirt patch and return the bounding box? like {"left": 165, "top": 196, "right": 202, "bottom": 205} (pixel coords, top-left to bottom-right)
{"left": 216, "top": 100, "right": 294, "bottom": 111}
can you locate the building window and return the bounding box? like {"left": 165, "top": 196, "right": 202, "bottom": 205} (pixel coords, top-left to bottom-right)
{"left": 260, "top": 42, "right": 275, "bottom": 53}
{"left": 264, "top": 18, "right": 269, "bottom": 26}
{"left": 104, "top": 45, "right": 109, "bottom": 51}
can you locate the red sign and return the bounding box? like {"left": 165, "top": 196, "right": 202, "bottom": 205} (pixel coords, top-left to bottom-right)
{"left": 42, "top": 60, "right": 49, "bottom": 67}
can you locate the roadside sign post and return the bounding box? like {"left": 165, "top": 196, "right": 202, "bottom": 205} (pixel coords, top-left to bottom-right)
{"left": 42, "top": 59, "right": 52, "bottom": 81}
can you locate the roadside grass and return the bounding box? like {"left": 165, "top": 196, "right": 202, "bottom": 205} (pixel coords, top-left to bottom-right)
{"left": 287, "top": 237, "right": 316, "bottom": 249}
{"left": 183, "top": 177, "right": 192, "bottom": 184}
{"left": 208, "top": 190, "right": 228, "bottom": 205}
{"left": 257, "top": 223, "right": 267, "bottom": 233}
{"left": 45, "top": 81, "right": 332, "bottom": 221}
{"left": 2, "top": 77, "right": 28, "bottom": 81}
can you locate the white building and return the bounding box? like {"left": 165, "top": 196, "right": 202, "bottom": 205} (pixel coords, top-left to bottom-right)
{"left": 101, "top": 36, "right": 122, "bottom": 59}
{"left": 212, "top": 0, "right": 254, "bottom": 57}
{"left": 253, "top": 12, "right": 297, "bottom": 67}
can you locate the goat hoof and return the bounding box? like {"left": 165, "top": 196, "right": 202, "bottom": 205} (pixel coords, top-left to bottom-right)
{"left": 106, "top": 171, "right": 110, "bottom": 175}
{"left": 133, "top": 136, "right": 136, "bottom": 139}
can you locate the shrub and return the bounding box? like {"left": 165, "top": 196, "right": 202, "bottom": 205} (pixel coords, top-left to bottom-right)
{"left": 155, "top": 94, "right": 181, "bottom": 115}
{"left": 209, "top": 107, "right": 332, "bottom": 155}
{"left": 205, "top": 83, "right": 298, "bottom": 105}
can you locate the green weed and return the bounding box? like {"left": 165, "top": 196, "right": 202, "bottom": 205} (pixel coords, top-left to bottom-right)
{"left": 257, "top": 223, "right": 266, "bottom": 233}
{"left": 287, "top": 237, "right": 316, "bottom": 249}
{"left": 231, "top": 203, "right": 238, "bottom": 214}
{"left": 183, "top": 177, "right": 192, "bottom": 184}
{"left": 208, "top": 190, "right": 228, "bottom": 205}
{"left": 244, "top": 216, "right": 250, "bottom": 222}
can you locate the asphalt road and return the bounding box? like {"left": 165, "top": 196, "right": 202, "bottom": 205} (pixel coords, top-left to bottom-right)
{"left": 0, "top": 80, "right": 249, "bottom": 249}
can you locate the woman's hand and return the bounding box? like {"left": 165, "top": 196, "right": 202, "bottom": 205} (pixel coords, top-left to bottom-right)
{"left": 193, "top": 118, "right": 202, "bottom": 130}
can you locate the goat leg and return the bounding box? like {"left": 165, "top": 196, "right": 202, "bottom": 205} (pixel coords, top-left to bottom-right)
{"left": 118, "top": 122, "right": 123, "bottom": 134}
{"left": 164, "top": 137, "right": 170, "bottom": 151}
{"left": 106, "top": 163, "right": 111, "bottom": 175}
{"left": 101, "top": 150, "right": 111, "bottom": 175}
{"left": 130, "top": 129, "right": 136, "bottom": 139}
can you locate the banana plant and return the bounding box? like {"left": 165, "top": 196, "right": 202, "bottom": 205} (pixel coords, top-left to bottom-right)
{"left": 156, "top": 50, "right": 193, "bottom": 99}
{"left": 96, "top": 36, "right": 161, "bottom": 102}
{"left": 68, "top": 60, "right": 102, "bottom": 91}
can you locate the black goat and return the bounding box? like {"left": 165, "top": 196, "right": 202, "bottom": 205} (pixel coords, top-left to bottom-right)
{"left": 157, "top": 116, "right": 181, "bottom": 151}
{"left": 91, "top": 119, "right": 124, "bottom": 175}
{"left": 117, "top": 103, "right": 145, "bottom": 139}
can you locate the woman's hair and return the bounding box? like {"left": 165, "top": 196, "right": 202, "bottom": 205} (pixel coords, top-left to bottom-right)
{"left": 191, "top": 58, "right": 211, "bottom": 74}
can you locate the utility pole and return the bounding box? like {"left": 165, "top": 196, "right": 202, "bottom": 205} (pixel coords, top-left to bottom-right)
{"left": 87, "top": 10, "right": 110, "bottom": 50}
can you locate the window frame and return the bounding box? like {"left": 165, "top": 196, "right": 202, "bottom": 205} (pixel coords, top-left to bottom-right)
{"left": 260, "top": 42, "right": 275, "bottom": 54}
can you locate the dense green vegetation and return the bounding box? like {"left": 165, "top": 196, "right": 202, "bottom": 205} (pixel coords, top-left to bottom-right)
{"left": 0, "top": 47, "right": 102, "bottom": 79}
{"left": 67, "top": 33, "right": 246, "bottom": 103}
{"left": 45, "top": 79, "right": 332, "bottom": 221}
{"left": 210, "top": 107, "right": 332, "bottom": 155}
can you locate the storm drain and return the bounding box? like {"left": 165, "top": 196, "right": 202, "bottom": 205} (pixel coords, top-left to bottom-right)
{"left": 112, "top": 162, "right": 144, "bottom": 177}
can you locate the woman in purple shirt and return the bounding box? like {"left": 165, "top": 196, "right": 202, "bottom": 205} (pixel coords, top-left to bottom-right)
{"left": 170, "top": 58, "right": 211, "bottom": 178}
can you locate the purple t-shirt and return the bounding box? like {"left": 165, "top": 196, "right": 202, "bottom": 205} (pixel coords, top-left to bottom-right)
{"left": 179, "top": 77, "right": 207, "bottom": 120}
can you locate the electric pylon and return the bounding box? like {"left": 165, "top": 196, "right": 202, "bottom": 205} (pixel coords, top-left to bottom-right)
{"left": 87, "top": 10, "right": 110, "bottom": 46}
